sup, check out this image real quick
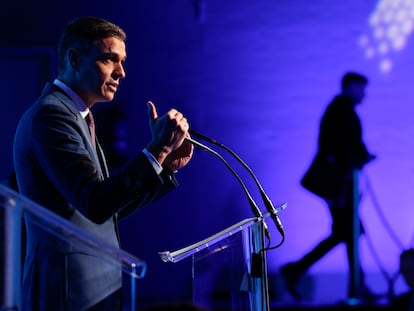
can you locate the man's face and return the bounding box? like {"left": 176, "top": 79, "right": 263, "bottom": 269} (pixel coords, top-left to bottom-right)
{"left": 78, "top": 36, "right": 127, "bottom": 107}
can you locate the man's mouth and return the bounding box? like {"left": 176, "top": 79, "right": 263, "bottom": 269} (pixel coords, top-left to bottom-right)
{"left": 107, "top": 83, "right": 118, "bottom": 92}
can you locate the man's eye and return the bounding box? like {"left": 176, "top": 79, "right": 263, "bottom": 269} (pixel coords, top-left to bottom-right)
{"left": 98, "top": 57, "right": 110, "bottom": 63}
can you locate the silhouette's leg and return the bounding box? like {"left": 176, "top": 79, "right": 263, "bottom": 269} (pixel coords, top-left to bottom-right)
{"left": 281, "top": 220, "right": 342, "bottom": 300}
{"left": 293, "top": 234, "right": 340, "bottom": 274}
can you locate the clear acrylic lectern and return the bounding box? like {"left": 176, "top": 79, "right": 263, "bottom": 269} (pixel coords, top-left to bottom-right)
{"left": 0, "top": 184, "right": 146, "bottom": 311}
{"left": 160, "top": 203, "right": 286, "bottom": 311}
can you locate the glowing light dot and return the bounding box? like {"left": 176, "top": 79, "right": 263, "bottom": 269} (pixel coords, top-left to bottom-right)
{"left": 383, "top": 11, "right": 395, "bottom": 23}
{"left": 380, "top": 59, "right": 393, "bottom": 72}
{"left": 387, "top": 24, "right": 400, "bottom": 38}
{"left": 374, "top": 27, "right": 385, "bottom": 39}
{"left": 378, "top": 42, "right": 390, "bottom": 54}
{"left": 391, "top": 35, "right": 406, "bottom": 50}
{"left": 396, "top": 8, "right": 408, "bottom": 21}
{"left": 409, "top": 6, "right": 414, "bottom": 18}
{"left": 401, "top": 19, "right": 414, "bottom": 34}
{"left": 369, "top": 12, "right": 381, "bottom": 26}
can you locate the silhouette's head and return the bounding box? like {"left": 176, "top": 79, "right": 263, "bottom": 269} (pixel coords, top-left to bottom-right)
{"left": 400, "top": 248, "right": 414, "bottom": 290}
{"left": 341, "top": 72, "right": 368, "bottom": 105}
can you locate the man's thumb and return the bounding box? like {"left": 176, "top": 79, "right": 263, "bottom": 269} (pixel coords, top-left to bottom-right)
{"left": 147, "top": 100, "right": 158, "bottom": 124}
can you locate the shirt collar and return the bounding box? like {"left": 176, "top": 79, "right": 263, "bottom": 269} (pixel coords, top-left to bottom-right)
{"left": 53, "top": 79, "right": 89, "bottom": 118}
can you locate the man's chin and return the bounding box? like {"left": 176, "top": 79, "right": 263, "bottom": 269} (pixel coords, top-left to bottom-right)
{"left": 98, "top": 94, "right": 115, "bottom": 103}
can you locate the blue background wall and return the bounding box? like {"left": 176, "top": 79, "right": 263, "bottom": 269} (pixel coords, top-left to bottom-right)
{"left": 1, "top": 0, "right": 413, "bottom": 305}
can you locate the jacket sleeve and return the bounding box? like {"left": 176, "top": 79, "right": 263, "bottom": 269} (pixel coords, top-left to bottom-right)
{"left": 31, "top": 99, "right": 178, "bottom": 224}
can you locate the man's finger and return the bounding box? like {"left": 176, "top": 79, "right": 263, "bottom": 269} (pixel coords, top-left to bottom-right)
{"left": 147, "top": 101, "right": 158, "bottom": 124}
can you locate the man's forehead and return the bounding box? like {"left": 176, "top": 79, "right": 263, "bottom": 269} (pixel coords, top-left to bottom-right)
{"left": 94, "top": 37, "right": 126, "bottom": 55}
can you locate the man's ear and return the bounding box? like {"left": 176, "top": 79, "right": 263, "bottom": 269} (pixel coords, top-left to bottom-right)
{"left": 67, "top": 48, "right": 80, "bottom": 70}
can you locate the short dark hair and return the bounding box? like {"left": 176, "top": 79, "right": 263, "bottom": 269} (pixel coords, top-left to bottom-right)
{"left": 57, "top": 16, "right": 127, "bottom": 73}
{"left": 341, "top": 72, "right": 368, "bottom": 90}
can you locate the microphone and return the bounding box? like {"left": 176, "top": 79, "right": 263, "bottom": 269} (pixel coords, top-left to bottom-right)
{"left": 188, "top": 129, "right": 285, "bottom": 240}
{"left": 184, "top": 136, "right": 271, "bottom": 241}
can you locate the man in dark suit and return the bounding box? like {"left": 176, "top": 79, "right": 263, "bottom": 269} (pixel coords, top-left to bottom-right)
{"left": 13, "top": 17, "right": 193, "bottom": 310}
{"left": 281, "top": 72, "right": 375, "bottom": 302}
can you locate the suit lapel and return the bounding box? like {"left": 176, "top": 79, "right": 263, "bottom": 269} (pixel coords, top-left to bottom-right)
{"left": 45, "top": 83, "right": 107, "bottom": 180}
{"left": 96, "top": 139, "right": 110, "bottom": 179}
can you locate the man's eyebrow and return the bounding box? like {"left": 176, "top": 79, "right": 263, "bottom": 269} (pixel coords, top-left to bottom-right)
{"left": 98, "top": 52, "right": 125, "bottom": 60}
{"left": 101, "top": 51, "right": 117, "bottom": 57}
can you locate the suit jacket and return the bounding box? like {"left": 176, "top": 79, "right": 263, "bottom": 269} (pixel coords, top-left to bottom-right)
{"left": 13, "top": 83, "right": 178, "bottom": 310}
{"left": 318, "top": 95, "right": 371, "bottom": 170}
{"left": 301, "top": 95, "right": 371, "bottom": 201}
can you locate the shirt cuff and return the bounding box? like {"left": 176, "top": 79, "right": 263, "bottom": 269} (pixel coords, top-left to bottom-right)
{"left": 142, "top": 148, "right": 163, "bottom": 175}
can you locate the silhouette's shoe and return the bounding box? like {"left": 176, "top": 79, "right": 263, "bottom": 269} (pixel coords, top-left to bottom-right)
{"left": 280, "top": 263, "right": 302, "bottom": 301}
{"left": 359, "top": 285, "right": 382, "bottom": 304}
{"left": 347, "top": 284, "right": 382, "bottom": 305}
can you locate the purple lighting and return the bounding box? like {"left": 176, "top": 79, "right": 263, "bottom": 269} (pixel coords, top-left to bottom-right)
{"left": 359, "top": 0, "right": 414, "bottom": 72}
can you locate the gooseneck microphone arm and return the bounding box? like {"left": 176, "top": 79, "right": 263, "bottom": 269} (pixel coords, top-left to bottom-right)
{"left": 188, "top": 129, "right": 285, "bottom": 240}
{"left": 185, "top": 136, "right": 271, "bottom": 241}
{"left": 185, "top": 137, "right": 263, "bottom": 218}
